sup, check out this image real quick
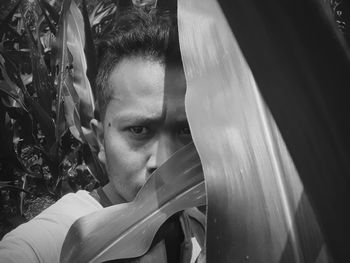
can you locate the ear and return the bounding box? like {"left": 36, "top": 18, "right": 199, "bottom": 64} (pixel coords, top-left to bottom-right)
{"left": 90, "top": 118, "right": 106, "bottom": 165}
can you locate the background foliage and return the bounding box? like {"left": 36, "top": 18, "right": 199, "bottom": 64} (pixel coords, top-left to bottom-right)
{"left": 0, "top": 0, "right": 348, "bottom": 239}
{"left": 0, "top": 0, "right": 124, "bottom": 238}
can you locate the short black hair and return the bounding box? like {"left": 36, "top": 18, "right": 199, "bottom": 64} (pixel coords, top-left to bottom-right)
{"left": 95, "top": 7, "right": 181, "bottom": 120}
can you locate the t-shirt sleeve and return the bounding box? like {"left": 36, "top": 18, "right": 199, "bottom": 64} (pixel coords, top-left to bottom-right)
{"left": 0, "top": 190, "right": 102, "bottom": 263}
{"left": 0, "top": 234, "right": 41, "bottom": 263}
{"left": 0, "top": 216, "right": 73, "bottom": 263}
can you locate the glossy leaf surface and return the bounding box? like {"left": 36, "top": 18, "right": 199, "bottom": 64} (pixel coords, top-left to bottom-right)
{"left": 55, "top": 0, "right": 71, "bottom": 142}
{"left": 178, "top": 0, "right": 336, "bottom": 262}
{"left": 66, "top": 0, "right": 95, "bottom": 127}
{"left": 215, "top": 0, "right": 350, "bottom": 262}
{"left": 81, "top": 0, "right": 97, "bottom": 94}
{"left": 60, "top": 142, "right": 205, "bottom": 263}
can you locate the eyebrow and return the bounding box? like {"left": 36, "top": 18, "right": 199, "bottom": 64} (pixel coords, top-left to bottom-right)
{"left": 114, "top": 113, "right": 166, "bottom": 125}
{"left": 114, "top": 112, "right": 189, "bottom": 127}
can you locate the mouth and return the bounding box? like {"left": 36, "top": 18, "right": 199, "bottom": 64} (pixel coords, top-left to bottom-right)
{"left": 145, "top": 168, "right": 157, "bottom": 181}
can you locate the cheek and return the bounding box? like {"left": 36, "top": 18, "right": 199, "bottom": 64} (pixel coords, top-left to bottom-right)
{"left": 103, "top": 133, "right": 147, "bottom": 177}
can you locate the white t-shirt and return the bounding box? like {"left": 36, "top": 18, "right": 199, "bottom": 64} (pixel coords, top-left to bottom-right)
{"left": 0, "top": 190, "right": 102, "bottom": 263}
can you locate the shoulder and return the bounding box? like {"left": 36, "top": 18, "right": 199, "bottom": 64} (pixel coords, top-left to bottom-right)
{"left": 0, "top": 190, "right": 103, "bottom": 263}
{"left": 38, "top": 190, "right": 103, "bottom": 219}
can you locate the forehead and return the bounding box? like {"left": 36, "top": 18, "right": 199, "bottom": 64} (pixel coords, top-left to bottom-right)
{"left": 104, "top": 57, "right": 187, "bottom": 124}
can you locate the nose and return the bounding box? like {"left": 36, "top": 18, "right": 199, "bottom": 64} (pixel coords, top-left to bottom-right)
{"left": 146, "top": 134, "right": 178, "bottom": 175}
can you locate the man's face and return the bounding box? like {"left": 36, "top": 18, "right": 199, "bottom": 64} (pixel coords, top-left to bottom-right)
{"left": 97, "top": 56, "right": 191, "bottom": 202}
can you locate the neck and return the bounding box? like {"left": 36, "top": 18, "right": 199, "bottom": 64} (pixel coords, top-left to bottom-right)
{"left": 102, "top": 182, "right": 126, "bottom": 205}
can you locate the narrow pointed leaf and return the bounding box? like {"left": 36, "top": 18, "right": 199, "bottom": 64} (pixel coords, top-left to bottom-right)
{"left": 55, "top": 0, "right": 71, "bottom": 141}
{"left": 62, "top": 70, "right": 85, "bottom": 142}
{"left": 66, "top": 0, "right": 95, "bottom": 127}
{"left": 60, "top": 142, "right": 205, "bottom": 263}
{"left": 21, "top": 14, "right": 53, "bottom": 115}
{"left": 81, "top": 0, "right": 97, "bottom": 95}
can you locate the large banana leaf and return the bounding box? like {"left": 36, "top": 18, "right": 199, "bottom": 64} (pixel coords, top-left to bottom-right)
{"left": 215, "top": 0, "right": 350, "bottom": 262}
{"left": 60, "top": 142, "right": 205, "bottom": 263}
{"left": 179, "top": 0, "right": 350, "bottom": 262}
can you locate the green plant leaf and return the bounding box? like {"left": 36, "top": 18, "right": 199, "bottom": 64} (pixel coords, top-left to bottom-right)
{"left": 38, "top": 0, "right": 57, "bottom": 35}
{"left": 28, "top": 96, "right": 56, "bottom": 147}
{"left": 0, "top": 184, "right": 32, "bottom": 195}
{"left": 19, "top": 174, "right": 27, "bottom": 215}
{"left": 1, "top": 53, "right": 56, "bottom": 149}
{"left": 66, "top": 0, "right": 95, "bottom": 127}
{"left": 82, "top": 143, "right": 108, "bottom": 186}
{"left": 60, "top": 142, "right": 205, "bottom": 263}
{"left": 0, "top": 80, "right": 27, "bottom": 111}
{"left": 0, "top": 58, "right": 35, "bottom": 145}
{"left": 0, "top": 53, "right": 25, "bottom": 93}
{"left": 2, "top": 50, "right": 31, "bottom": 69}
{"left": 55, "top": 0, "right": 93, "bottom": 144}
{"left": 39, "top": 0, "right": 59, "bottom": 24}
{"left": 212, "top": 0, "right": 350, "bottom": 261}
{"left": 0, "top": 102, "right": 25, "bottom": 172}
{"left": 0, "top": 0, "right": 22, "bottom": 36}
{"left": 55, "top": 0, "right": 71, "bottom": 142}
{"left": 62, "top": 71, "right": 84, "bottom": 142}
{"left": 178, "top": 0, "right": 350, "bottom": 262}
{"left": 81, "top": 0, "right": 97, "bottom": 97}
{"left": 21, "top": 11, "right": 53, "bottom": 116}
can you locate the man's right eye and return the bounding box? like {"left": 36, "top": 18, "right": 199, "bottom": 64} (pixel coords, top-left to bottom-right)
{"left": 128, "top": 126, "right": 150, "bottom": 136}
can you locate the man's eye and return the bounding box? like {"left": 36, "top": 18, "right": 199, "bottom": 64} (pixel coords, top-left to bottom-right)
{"left": 179, "top": 126, "right": 191, "bottom": 136}
{"left": 129, "top": 126, "right": 150, "bottom": 136}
